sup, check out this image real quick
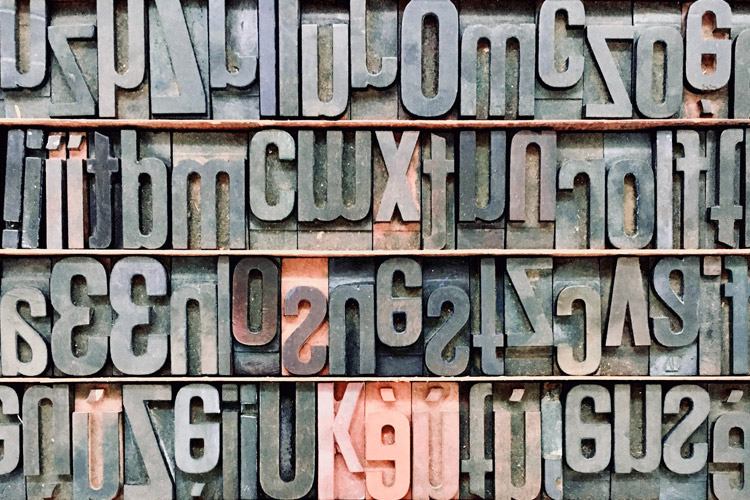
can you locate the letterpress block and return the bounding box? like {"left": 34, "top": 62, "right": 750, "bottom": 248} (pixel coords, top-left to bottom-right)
{"left": 457, "top": 131, "right": 505, "bottom": 249}
{"left": 210, "top": 0, "right": 259, "bottom": 119}
{"left": 0, "top": 386, "right": 24, "bottom": 499}
{"left": 555, "top": 133, "right": 605, "bottom": 249}
{"left": 23, "top": 384, "right": 71, "bottom": 500}
{"left": 73, "top": 384, "right": 122, "bottom": 500}
{"left": 248, "top": 129, "right": 298, "bottom": 249}
{"left": 709, "top": 129, "right": 743, "bottom": 248}
{"left": 541, "top": 384, "right": 563, "bottom": 500}
{"left": 328, "top": 259, "right": 376, "bottom": 376}
{"left": 221, "top": 385, "right": 241, "bottom": 500}
{"left": 50, "top": 257, "right": 111, "bottom": 376}
{"left": 281, "top": 258, "right": 329, "bottom": 376}
{"left": 563, "top": 384, "right": 612, "bottom": 500}
{"left": 318, "top": 383, "right": 366, "bottom": 500}
{"left": 218, "top": 257, "right": 233, "bottom": 377}
{"left": 610, "top": 384, "right": 662, "bottom": 499}
{"left": 232, "top": 257, "right": 281, "bottom": 375}
{"left": 0, "top": 259, "right": 51, "bottom": 377}
{"left": 49, "top": 0, "right": 97, "bottom": 117}
{"left": 149, "top": 0, "right": 208, "bottom": 116}
{"left": 460, "top": 383, "right": 494, "bottom": 499}
{"left": 364, "top": 382, "right": 411, "bottom": 500}
{"left": 733, "top": 4, "right": 750, "bottom": 118}
{"left": 45, "top": 136, "right": 65, "bottom": 249}
{"left": 86, "top": 133, "right": 120, "bottom": 249}
{"left": 469, "top": 258, "right": 504, "bottom": 376}
{"left": 724, "top": 256, "right": 750, "bottom": 375}
{"left": 174, "top": 384, "right": 222, "bottom": 499}
{"left": 350, "top": 0, "right": 398, "bottom": 119}
{"left": 67, "top": 133, "right": 89, "bottom": 249}
{"left": 421, "top": 133, "right": 455, "bottom": 250}
{"left": 172, "top": 133, "right": 247, "bottom": 249}
{"left": 534, "top": 0, "right": 586, "bottom": 118}
{"left": 110, "top": 257, "right": 170, "bottom": 376}
{"left": 604, "top": 133, "right": 655, "bottom": 249}
{"left": 649, "top": 257, "right": 701, "bottom": 375}
{"left": 492, "top": 384, "right": 542, "bottom": 500}
{"left": 699, "top": 257, "right": 725, "bottom": 375}
{"left": 171, "top": 258, "right": 221, "bottom": 375}
{"left": 709, "top": 384, "right": 750, "bottom": 500}
{"left": 372, "top": 131, "right": 421, "bottom": 250}
{"left": 506, "top": 131, "right": 556, "bottom": 249}
{"left": 423, "top": 259, "right": 470, "bottom": 376}
{"left": 3, "top": 130, "right": 25, "bottom": 248}
{"left": 411, "top": 382, "right": 460, "bottom": 500}
{"left": 683, "top": 0, "right": 731, "bottom": 118}
{"left": 259, "top": 383, "right": 316, "bottom": 499}
{"left": 277, "top": 0, "right": 300, "bottom": 116}
{"left": 297, "top": 130, "right": 372, "bottom": 250}
{"left": 376, "top": 258, "right": 423, "bottom": 376}
{"left": 20, "top": 156, "right": 43, "bottom": 248}
{"left": 122, "top": 384, "right": 174, "bottom": 499}
{"left": 553, "top": 259, "right": 602, "bottom": 376}
{"left": 238, "top": 385, "right": 259, "bottom": 500}
{"left": 504, "top": 258, "right": 553, "bottom": 375}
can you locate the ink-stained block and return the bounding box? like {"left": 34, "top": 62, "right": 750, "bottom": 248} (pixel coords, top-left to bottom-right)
{"left": 328, "top": 259, "right": 376, "bottom": 376}
{"left": 460, "top": 383, "right": 494, "bottom": 499}
{"left": 172, "top": 132, "right": 247, "bottom": 249}
{"left": 350, "top": 0, "right": 399, "bottom": 119}
{"left": 297, "top": 130, "right": 373, "bottom": 250}
{"left": 412, "top": 382, "right": 460, "bottom": 500}
{"left": 376, "top": 258, "right": 424, "bottom": 376}
{"left": 66, "top": 133, "right": 89, "bottom": 249}
{"left": 372, "top": 131, "right": 421, "bottom": 250}
{"left": 237, "top": 385, "right": 259, "bottom": 500}
{"left": 493, "top": 383, "right": 542, "bottom": 500}
{"left": 469, "top": 258, "right": 504, "bottom": 376}
{"left": 0, "top": 386, "right": 24, "bottom": 499}
{"left": 45, "top": 135, "right": 66, "bottom": 249}
{"left": 281, "top": 258, "right": 329, "bottom": 376}
{"left": 709, "top": 129, "right": 743, "bottom": 248}
{"left": 699, "top": 257, "right": 725, "bottom": 375}
{"left": 504, "top": 258, "right": 553, "bottom": 375}
{"left": 248, "top": 129, "right": 298, "bottom": 249}
{"left": 20, "top": 156, "right": 43, "bottom": 249}
{"left": 364, "top": 381, "right": 411, "bottom": 500}
{"left": 3, "top": 129, "right": 26, "bottom": 248}
{"left": 733, "top": 3, "right": 750, "bottom": 118}
{"left": 87, "top": 132, "right": 121, "bottom": 249}
{"left": 541, "top": 383, "right": 563, "bottom": 500}
{"left": 421, "top": 133, "right": 455, "bottom": 250}
{"left": 318, "top": 382, "right": 366, "bottom": 500}
{"left": 457, "top": 131, "right": 505, "bottom": 249}
{"left": 709, "top": 384, "right": 750, "bottom": 500}
{"left": 724, "top": 256, "right": 750, "bottom": 375}
{"left": 210, "top": 0, "right": 260, "bottom": 119}
{"left": 506, "top": 131, "right": 556, "bottom": 249}
{"left": 0, "top": 259, "right": 51, "bottom": 377}
{"left": 423, "top": 259, "right": 470, "bottom": 376}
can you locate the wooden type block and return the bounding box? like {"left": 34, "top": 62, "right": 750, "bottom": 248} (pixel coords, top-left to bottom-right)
{"left": 541, "top": 383, "right": 563, "bottom": 500}
{"left": 50, "top": 257, "right": 111, "bottom": 377}
{"left": 372, "top": 131, "right": 421, "bottom": 250}
{"left": 72, "top": 384, "right": 122, "bottom": 500}
{"left": 232, "top": 257, "right": 281, "bottom": 375}
{"left": 493, "top": 384, "right": 542, "bottom": 500}
{"left": 281, "top": 258, "right": 329, "bottom": 376}
{"left": 724, "top": 256, "right": 750, "bottom": 375}
{"left": 376, "top": 258, "right": 423, "bottom": 376}
{"left": 257, "top": 0, "right": 276, "bottom": 116}
{"left": 534, "top": 0, "right": 586, "bottom": 119}
{"left": 468, "top": 258, "right": 504, "bottom": 376}
{"left": 318, "top": 382, "right": 366, "bottom": 500}
{"left": 733, "top": 3, "right": 750, "bottom": 118}
{"left": 248, "top": 129, "right": 298, "bottom": 250}
{"left": 23, "top": 384, "right": 71, "bottom": 500}
{"left": 364, "top": 381, "right": 411, "bottom": 500}
{"left": 298, "top": 130, "right": 372, "bottom": 250}
{"left": 174, "top": 384, "right": 222, "bottom": 499}
{"left": 66, "top": 133, "right": 89, "bottom": 249}
{"left": 412, "top": 382, "right": 460, "bottom": 500}
{"left": 49, "top": 0, "right": 97, "bottom": 117}
{"left": 278, "top": 0, "right": 300, "bottom": 117}
{"left": 699, "top": 256, "right": 725, "bottom": 375}
{"left": 217, "top": 257, "right": 233, "bottom": 377}
{"left": 600, "top": 257, "right": 650, "bottom": 375}
{"left": 220, "top": 385, "right": 241, "bottom": 500}
{"left": 506, "top": 131, "right": 556, "bottom": 249}
{"left": 110, "top": 257, "right": 170, "bottom": 376}
{"left": 649, "top": 257, "right": 701, "bottom": 376}
{"left": 122, "top": 384, "right": 174, "bottom": 499}
{"left": 422, "top": 259, "right": 470, "bottom": 376}
{"left": 2, "top": 130, "right": 25, "bottom": 248}
{"left": 45, "top": 135, "right": 65, "bottom": 249}
{"left": 504, "top": 258, "right": 553, "bottom": 375}
{"left": 20, "top": 156, "right": 43, "bottom": 249}
{"left": 709, "top": 384, "right": 750, "bottom": 500}
{"left": 259, "top": 383, "right": 316, "bottom": 500}
{"left": 709, "top": 129, "right": 743, "bottom": 248}
{"left": 210, "top": 0, "right": 260, "bottom": 119}
{"left": 328, "top": 259, "right": 376, "bottom": 376}
{"left": 457, "top": 131, "right": 505, "bottom": 249}
{"left": 563, "top": 384, "right": 612, "bottom": 500}
{"left": 87, "top": 132, "right": 120, "bottom": 249}
{"left": 170, "top": 258, "right": 221, "bottom": 375}
{"left": 0, "top": 259, "right": 51, "bottom": 377}
{"left": 555, "top": 132, "right": 605, "bottom": 249}
{"left": 0, "top": 386, "right": 24, "bottom": 498}
{"left": 553, "top": 259, "right": 602, "bottom": 376}
{"left": 349, "top": 0, "right": 399, "bottom": 119}
{"left": 421, "top": 133, "right": 455, "bottom": 250}
{"left": 459, "top": 383, "right": 494, "bottom": 499}
{"left": 172, "top": 132, "right": 247, "bottom": 249}
{"left": 149, "top": 0, "right": 209, "bottom": 116}
{"left": 238, "top": 385, "right": 259, "bottom": 499}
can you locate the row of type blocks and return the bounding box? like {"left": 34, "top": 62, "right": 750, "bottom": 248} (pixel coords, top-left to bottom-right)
{"left": 5, "top": 127, "right": 750, "bottom": 250}
{"left": 0, "top": 255, "right": 748, "bottom": 377}
{"left": 0, "top": 381, "right": 746, "bottom": 500}
{"left": 5, "top": 0, "right": 750, "bottom": 119}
